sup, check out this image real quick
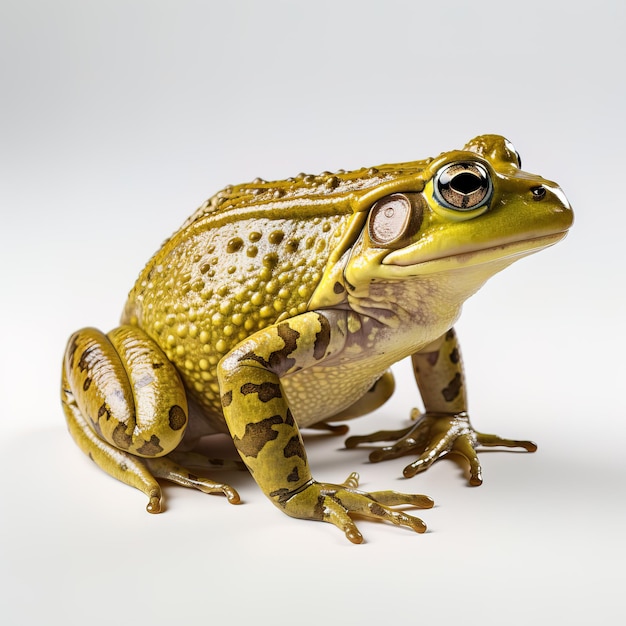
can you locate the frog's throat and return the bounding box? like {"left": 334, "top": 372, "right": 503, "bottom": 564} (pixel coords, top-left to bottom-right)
{"left": 307, "top": 230, "right": 566, "bottom": 313}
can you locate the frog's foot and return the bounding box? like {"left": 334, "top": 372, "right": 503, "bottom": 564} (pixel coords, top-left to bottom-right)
{"left": 144, "top": 456, "right": 240, "bottom": 504}
{"left": 273, "top": 472, "right": 433, "bottom": 544}
{"left": 307, "top": 421, "right": 350, "bottom": 436}
{"left": 345, "top": 412, "right": 536, "bottom": 486}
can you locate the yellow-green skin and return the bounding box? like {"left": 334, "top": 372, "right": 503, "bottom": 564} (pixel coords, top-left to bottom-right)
{"left": 61, "top": 135, "right": 573, "bottom": 543}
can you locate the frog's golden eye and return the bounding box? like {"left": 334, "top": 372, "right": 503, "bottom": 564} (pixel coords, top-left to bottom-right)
{"left": 434, "top": 162, "right": 492, "bottom": 211}
{"left": 368, "top": 193, "right": 423, "bottom": 247}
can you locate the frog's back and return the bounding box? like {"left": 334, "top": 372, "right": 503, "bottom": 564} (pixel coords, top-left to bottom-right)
{"left": 122, "top": 158, "right": 433, "bottom": 414}
{"left": 180, "top": 158, "right": 433, "bottom": 230}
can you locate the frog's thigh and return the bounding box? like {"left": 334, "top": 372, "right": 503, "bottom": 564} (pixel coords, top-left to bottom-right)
{"left": 62, "top": 326, "right": 190, "bottom": 511}
{"left": 64, "top": 326, "right": 189, "bottom": 456}
{"left": 323, "top": 371, "right": 395, "bottom": 422}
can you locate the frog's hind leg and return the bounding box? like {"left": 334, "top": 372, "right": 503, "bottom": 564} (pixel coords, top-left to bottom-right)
{"left": 61, "top": 326, "right": 240, "bottom": 512}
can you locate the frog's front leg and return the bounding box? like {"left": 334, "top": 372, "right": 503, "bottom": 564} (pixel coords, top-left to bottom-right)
{"left": 218, "top": 311, "right": 433, "bottom": 543}
{"left": 346, "top": 328, "right": 536, "bottom": 485}
{"left": 61, "top": 326, "right": 239, "bottom": 512}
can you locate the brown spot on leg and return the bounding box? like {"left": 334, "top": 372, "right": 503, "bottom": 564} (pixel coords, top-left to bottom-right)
{"left": 239, "top": 322, "right": 300, "bottom": 375}
{"left": 83, "top": 376, "right": 92, "bottom": 391}
{"left": 313, "top": 495, "right": 326, "bottom": 520}
{"left": 97, "top": 403, "right": 111, "bottom": 421}
{"left": 287, "top": 466, "right": 300, "bottom": 482}
{"left": 313, "top": 313, "right": 331, "bottom": 360}
{"left": 442, "top": 373, "right": 462, "bottom": 402}
{"left": 136, "top": 435, "right": 164, "bottom": 456}
{"left": 369, "top": 502, "right": 386, "bottom": 517}
{"left": 269, "top": 487, "right": 293, "bottom": 506}
{"left": 449, "top": 347, "right": 460, "bottom": 364}
{"left": 283, "top": 435, "right": 306, "bottom": 461}
{"left": 233, "top": 415, "right": 283, "bottom": 458}
{"left": 168, "top": 405, "right": 187, "bottom": 431}
{"left": 221, "top": 390, "right": 232, "bottom": 407}
{"left": 112, "top": 423, "right": 132, "bottom": 450}
{"left": 240, "top": 381, "right": 282, "bottom": 402}
{"left": 77, "top": 347, "right": 92, "bottom": 372}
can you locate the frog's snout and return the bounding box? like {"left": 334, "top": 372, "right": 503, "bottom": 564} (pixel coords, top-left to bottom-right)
{"left": 527, "top": 178, "right": 573, "bottom": 232}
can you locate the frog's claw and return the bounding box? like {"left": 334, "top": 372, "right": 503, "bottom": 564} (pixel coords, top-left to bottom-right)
{"left": 277, "top": 473, "right": 433, "bottom": 544}
{"left": 346, "top": 412, "right": 536, "bottom": 486}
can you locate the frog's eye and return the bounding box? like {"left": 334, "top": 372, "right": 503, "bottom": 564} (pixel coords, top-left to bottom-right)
{"left": 368, "top": 193, "right": 423, "bottom": 247}
{"left": 434, "top": 162, "right": 492, "bottom": 211}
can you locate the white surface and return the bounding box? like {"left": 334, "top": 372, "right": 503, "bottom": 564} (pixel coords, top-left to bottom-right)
{"left": 1, "top": 1, "right": 624, "bottom": 624}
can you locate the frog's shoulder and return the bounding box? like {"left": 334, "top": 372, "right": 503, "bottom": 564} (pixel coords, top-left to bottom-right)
{"left": 182, "top": 158, "right": 434, "bottom": 230}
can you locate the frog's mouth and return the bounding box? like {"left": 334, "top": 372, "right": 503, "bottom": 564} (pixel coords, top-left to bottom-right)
{"left": 381, "top": 231, "right": 569, "bottom": 277}
{"left": 381, "top": 179, "right": 573, "bottom": 276}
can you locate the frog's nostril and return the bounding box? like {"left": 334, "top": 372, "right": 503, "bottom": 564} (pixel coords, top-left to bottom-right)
{"left": 531, "top": 186, "right": 546, "bottom": 201}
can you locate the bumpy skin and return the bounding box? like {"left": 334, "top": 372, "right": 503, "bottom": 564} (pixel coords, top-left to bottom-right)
{"left": 61, "top": 135, "right": 573, "bottom": 542}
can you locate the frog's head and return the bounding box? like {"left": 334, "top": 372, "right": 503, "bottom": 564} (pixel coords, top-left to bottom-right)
{"left": 309, "top": 135, "right": 573, "bottom": 311}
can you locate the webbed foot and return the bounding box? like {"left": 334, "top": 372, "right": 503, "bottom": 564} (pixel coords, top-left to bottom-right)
{"left": 345, "top": 412, "right": 536, "bottom": 486}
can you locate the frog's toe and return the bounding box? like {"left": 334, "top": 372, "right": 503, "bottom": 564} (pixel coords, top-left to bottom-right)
{"left": 476, "top": 432, "right": 538, "bottom": 452}
{"left": 330, "top": 471, "right": 356, "bottom": 489}
{"left": 344, "top": 425, "right": 414, "bottom": 449}
{"left": 308, "top": 421, "right": 350, "bottom": 436}
{"left": 367, "top": 489, "right": 434, "bottom": 510}
{"left": 322, "top": 498, "right": 364, "bottom": 544}
{"left": 144, "top": 457, "right": 241, "bottom": 504}
{"left": 216, "top": 484, "right": 240, "bottom": 504}
{"left": 146, "top": 493, "right": 162, "bottom": 514}
{"left": 452, "top": 435, "right": 483, "bottom": 485}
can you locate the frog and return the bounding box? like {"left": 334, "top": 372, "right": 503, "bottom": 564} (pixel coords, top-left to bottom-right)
{"left": 61, "top": 134, "right": 573, "bottom": 543}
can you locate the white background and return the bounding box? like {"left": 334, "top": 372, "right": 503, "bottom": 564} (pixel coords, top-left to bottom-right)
{"left": 1, "top": 1, "right": 624, "bottom": 624}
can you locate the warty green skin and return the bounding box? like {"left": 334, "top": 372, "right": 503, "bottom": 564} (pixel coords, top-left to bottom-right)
{"left": 61, "top": 134, "right": 573, "bottom": 543}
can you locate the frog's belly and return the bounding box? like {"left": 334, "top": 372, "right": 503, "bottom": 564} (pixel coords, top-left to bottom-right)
{"left": 281, "top": 362, "right": 384, "bottom": 427}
